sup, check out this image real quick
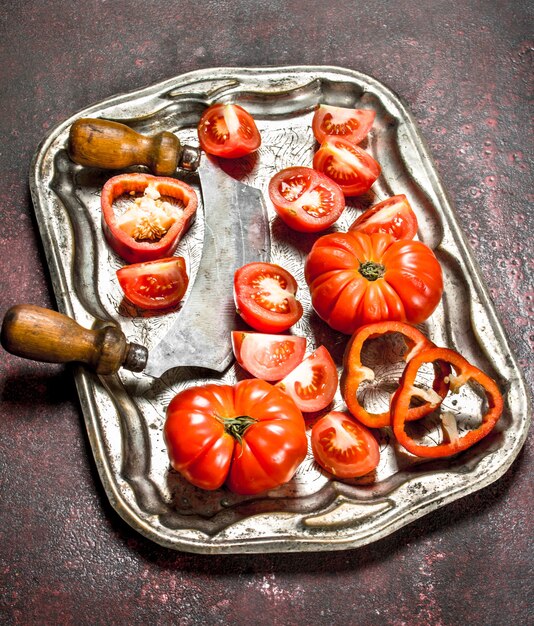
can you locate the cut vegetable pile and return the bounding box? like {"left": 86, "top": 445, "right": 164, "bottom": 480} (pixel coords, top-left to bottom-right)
{"left": 75, "top": 101, "right": 504, "bottom": 494}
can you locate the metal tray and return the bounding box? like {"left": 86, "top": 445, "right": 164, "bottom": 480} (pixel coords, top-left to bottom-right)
{"left": 30, "top": 66, "right": 531, "bottom": 554}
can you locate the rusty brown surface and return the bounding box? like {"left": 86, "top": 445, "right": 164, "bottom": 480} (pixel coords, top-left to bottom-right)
{"left": 0, "top": 1, "right": 532, "bottom": 625}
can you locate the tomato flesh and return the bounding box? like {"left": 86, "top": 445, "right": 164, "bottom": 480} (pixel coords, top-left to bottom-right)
{"left": 231, "top": 331, "right": 306, "bottom": 381}
{"left": 234, "top": 262, "right": 303, "bottom": 332}
{"left": 313, "top": 137, "right": 381, "bottom": 196}
{"left": 349, "top": 195, "right": 418, "bottom": 240}
{"left": 268, "top": 166, "right": 345, "bottom": 232}
{"left": 276, "top": 346, "right": 338, "bottom": 413}
{"left": 311, "top": 411, "right": 380, "bottom": 478}
{"left": 116, "top": 257, "right": 188, "bottom": 310}
{"left": 197, "top": 103, "right": 261, "bottom": 158}
{"left": 312, "top": 105, "right": 376, "bottom": 145}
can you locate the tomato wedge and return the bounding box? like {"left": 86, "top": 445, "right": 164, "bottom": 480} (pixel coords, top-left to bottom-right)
{"left": 197, "top": 103, "right": 261, "bottom": 158}
{"left": 312, "top": 105, "right": 376, "bottom": 145}
{"left": 276, "top": 346, "right": 338, "bottom": 413}
{"left": 101, "top": 173, "right": 198, "bottom": 264}
{"left": 311, "top": 411, "right": 380, "bottom": 478}
{"left": 116, "top": 257, "right": 188, "bottom": 310}
{"left": 313, "top": 137, "right": 381, "bottom": 196}
{"left": 268, "top": 166, "right": 345, "bottom": 232}
{"left": 349, "top": 195, "right": 418, "bottom": 241}
{"left": 231, "top": 331, "right": 306, "bottom": 381}
{"left": 234, "top": 262, "right": 303, "bottom": 332}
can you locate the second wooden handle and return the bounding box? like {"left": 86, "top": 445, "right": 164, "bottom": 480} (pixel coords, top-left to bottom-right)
{"left": 1, "top": 305, "right": 147, "bottom": 375}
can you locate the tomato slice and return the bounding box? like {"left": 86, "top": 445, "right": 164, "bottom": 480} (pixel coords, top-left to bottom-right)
{"left": 312, "top": 105, "right": 376, "bottom": 145}
{"left": 276, "top": 346, "right": 338, "bottom": 412}
{"left": 197, "top": 103, "right": 261, "bottom": 158}
{"left": 349, "top": 195, "right": 418, "bottom": 240}
{"left": 234, "top": 262, "right": 303, "bottom": 332}
{"left": 311, "top": 411, "right": 380, "bottom": 478}
{"left": 313, "top": 137, "right": 381, "bottom": 196}
{"left": 231, "top": 331, "right": 306, "bottom": 381}
{"left": 268, "top": 166, "right": 345, "bottom": 233}
{"left": 116, "top": 257, "right": 188, "bottom": 310}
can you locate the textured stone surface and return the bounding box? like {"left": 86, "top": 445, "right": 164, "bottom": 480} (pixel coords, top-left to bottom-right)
{"left": 0, "top": 2, "right": 532, "bottom": 624}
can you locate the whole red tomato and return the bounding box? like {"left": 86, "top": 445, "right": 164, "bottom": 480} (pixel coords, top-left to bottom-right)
{"left": 164, "top": 379, "right": 307, "bottom": 494}
{"left": 304, "top": 231, "right": 443, "bottom": 335}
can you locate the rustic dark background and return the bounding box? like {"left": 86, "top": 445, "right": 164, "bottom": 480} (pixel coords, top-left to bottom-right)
{"left": 1, "top": 1, "right": 532, "bottom": 624}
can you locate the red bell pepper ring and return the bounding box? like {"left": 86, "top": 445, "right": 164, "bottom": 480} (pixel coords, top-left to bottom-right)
{"left": 391, "top": 347, "right": 504, "bottom": 458}
{"left": 341, "top": 321, "right": 450, "bottom": 428}
{"left": 101, "top": 173, "right": 198, "bottom": 263}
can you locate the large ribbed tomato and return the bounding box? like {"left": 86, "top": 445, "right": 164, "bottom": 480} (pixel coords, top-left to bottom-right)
{"left": 304, "top": 231, "right": 443, "bottom": 335}
{"left": 164, "top": 379, "right": 307, "bottom": 495}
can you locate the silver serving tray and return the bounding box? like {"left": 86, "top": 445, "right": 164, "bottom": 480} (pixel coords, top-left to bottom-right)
{"left": 30, "top": 66, "right": 531, "bottom": 554}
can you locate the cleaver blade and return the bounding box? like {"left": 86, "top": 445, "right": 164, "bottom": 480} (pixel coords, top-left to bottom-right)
{"left": 143, "top": 155, "right": 271, "bottom": 378}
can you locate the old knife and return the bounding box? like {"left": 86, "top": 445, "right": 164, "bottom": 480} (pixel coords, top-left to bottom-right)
{"left": 1, "top": 118, "right": 271, "bottom": 377}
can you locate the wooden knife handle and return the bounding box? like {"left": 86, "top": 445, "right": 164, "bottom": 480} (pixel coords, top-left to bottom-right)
{"left": 1, "top": 305, "right": 147, "bottom": 375}
{"left": 68, "top": 117, "right": 188, "bottom": 176}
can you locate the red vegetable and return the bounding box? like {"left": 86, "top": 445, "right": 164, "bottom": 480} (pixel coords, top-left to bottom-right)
{"left": 341, "top": 322, "right": 450, "bottom": 428}
{"left": 313, "top": 137, "right": 381, "bottom": 196}
{"left": 311, "top": 411, "right": 380, "bottom": 478}
{"left": 391, "top": 347, "right": 504, "bottom": 458}
{"left": 164, "top": 379, "right": 307, "bottom": 494}
{"left": 101, "top": 173, "right": 198, "bottom": 264}
{"left": 234, "top": 262, "right": 303, "bottom": 333}
{"left": 268, "top": 166, "right": 345, "bottom": 232}
{"left": 312, "top": 105, "right": 376, "bottom": 145}
{"left": 197, "top": 103, "right": 261, "bottom": 158}
{"left": 231, "top": 331, "right": 306, "bottom": 381}
{"left": 304, "top": 231, "right": 444, "bottom": 335}
{"left": 349, "top": 195, "right": 418, "bottom": 241}
{"left": 276, "top": 346, "right": 338, "bottom": 413}
{"left": 116, "top": 257, "right": 188, "bottom": 310}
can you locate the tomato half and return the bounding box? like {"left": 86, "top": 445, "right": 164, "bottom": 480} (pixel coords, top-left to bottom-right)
{"left": 312, "top": 105, "right": 376, "bottom": 145}
{"left": 164, "top": 379, "right": 307, "bottom": 494}
{"left": 304, "top": 231, "right": 443, "bottom": 335}
{"left": 234, "top": 262, "right": 303, "bottom": 332}
{"left": 197, "top": 103, "right": 261, "bottom": 158}
{"left": 276, "top": 346, "right": 338, "bottom": 413}
{"left": 311, "top": 411, "right": 380, "bottom": 478}
{"left": 349, "top": 195, "right": 418, "bottom": 241}
{"left": 268, "top": 166, "right": 345, "bottom": 232}
{"left": 313, "top": 137, "right": 381, "bottom": 196}
{"left": 116, "top": 257, "right": 188, "bottom": 310}
{"left": 101, "top": 173, "right": 198, "bottom": 264}
{"left": 231, "top": 331, "right": 306, "bottom": 381}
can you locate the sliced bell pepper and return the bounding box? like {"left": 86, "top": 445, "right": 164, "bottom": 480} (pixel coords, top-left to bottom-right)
{"left": 341, "top": 321, "right": 450, "bottom": 428}
{"left": 101, "top": 173, "right": 198, "bottom": 263}
{"left": 391, "top": 347, "right": 504, "bottom": 458}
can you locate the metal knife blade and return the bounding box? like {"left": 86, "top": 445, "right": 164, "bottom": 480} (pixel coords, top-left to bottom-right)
{"left": 143, "top": 154, "right": 271, "bottom": 378}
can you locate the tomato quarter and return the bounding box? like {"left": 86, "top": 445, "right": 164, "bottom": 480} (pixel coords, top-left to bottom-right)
{"left": 312, "top": 105, "right": 376, "bottom": 145}
{"left": 231, "top": 331, "right": 306, "bottom": 381}
{"left": 197, "top": 103, "right": 261, "bottom": 158}
{"left": 268, "top": 166, "right": 345, "bottom": 232}
{"left": 276, "top": 346, "right": 338, "bottom": 413}
{"left": 311, "top": 411, "right": 380, "bottom": 478}
{"left": 349, "top": 195, "right": 418, "bottom": 241}
{"left": 313, "top": 137, "right": 381, "bottom": 196}
{"left": 234, "top": 262, "right": 303, "bottom": 332}
{"left": 116, "top": 257, "right": 189, "bottom": 310}
{"left": 164, "top": 379, "right": 307, "bottom": 494}
{"left": 305, "top": 231, "right": 444, "bottom": 335}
